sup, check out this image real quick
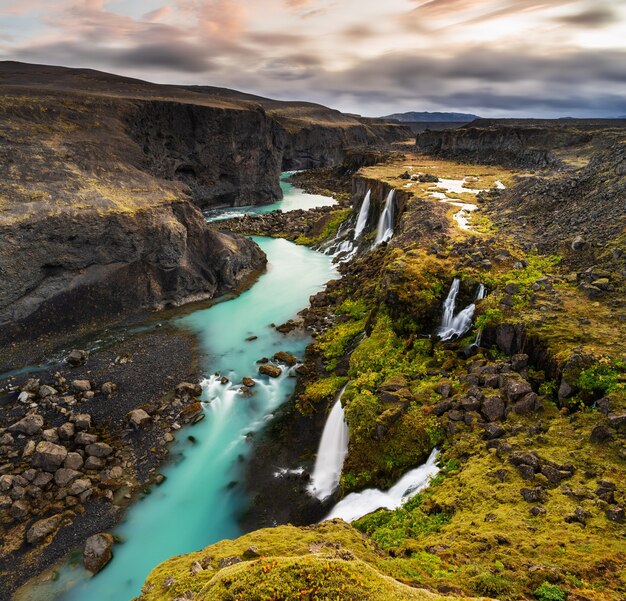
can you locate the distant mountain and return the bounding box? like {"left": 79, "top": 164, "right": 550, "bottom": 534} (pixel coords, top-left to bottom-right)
{"left": 382, "top": 111, "right": 480, "bottom": 122}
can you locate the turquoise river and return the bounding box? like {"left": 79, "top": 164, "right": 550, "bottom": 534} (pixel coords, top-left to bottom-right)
{"left": 24, "top": 179, "right": 339, "bottom": 601}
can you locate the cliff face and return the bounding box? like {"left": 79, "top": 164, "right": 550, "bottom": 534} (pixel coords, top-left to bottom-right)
{"left": 0, "top": 201, "right": 265, "bottom": 344}
{"left": 127, "top": 101, "right": 284, "bottom": 207}
{"left": 415, "top": 119, "right": 626, "bottom": 169}
{"left": 416, "top": 125, "right": 564, "bottom": 168}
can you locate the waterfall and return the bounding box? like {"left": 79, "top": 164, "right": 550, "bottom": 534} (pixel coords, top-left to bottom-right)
{"left": 440, "top": 277, "right": 460, "bottom": 331}
{"left": 307, "top": 387, "right": 349, "bottom": 501}
{"left": 325, "top": 448, "right": 439, "bottom": 523}
{"left": 353, "top": 190, "right": 371, "bottom": 240}
{"left": 438, "top": 281, "right": 486, "bottom": 342}
{"left": 374, "top": 190, "right": 395, "bottom": 246}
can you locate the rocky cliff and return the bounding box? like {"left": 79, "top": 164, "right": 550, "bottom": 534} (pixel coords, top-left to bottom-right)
{"left": 127, "top": 101, "right": 284, "bottom": 207}
{"left": 416, "top": 118, "right": 626, "bottom": 169}
{"left": 0, "top": 201, "right": 265, "bottom": 345}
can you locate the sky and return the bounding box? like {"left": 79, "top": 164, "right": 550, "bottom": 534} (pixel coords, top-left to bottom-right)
{"left": 0, "top": 0, "right": 625, "bottom": 117}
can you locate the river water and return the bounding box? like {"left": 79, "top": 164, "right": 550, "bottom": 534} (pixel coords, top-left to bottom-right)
{"left": 24, "top": 182, "right": 338, "bottom": 601}
{"left": 204, "top": 171, "right": 337, "bottom": 222}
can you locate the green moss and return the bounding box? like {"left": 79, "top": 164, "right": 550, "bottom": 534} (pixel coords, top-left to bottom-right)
{"left": 302, "top": 375, "right": 348, "bottom": 404}
{"left": 577, "top": 358, "right": 625, "bottom": 396}
{"left": 534, "top": 582, "right": 567, "bottom": 601}
{"left": 354, "top": 493, "right": 451, "bottom": 553}
{"left": 139, "top": 521, "right": 448, "bottom": 601}
{"left": 295, "top": 208, "right": 351, "bottom": 246}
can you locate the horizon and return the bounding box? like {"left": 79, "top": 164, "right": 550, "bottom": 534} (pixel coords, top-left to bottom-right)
{"left": 0, "top": 1, "right": 625, "bottom": 119}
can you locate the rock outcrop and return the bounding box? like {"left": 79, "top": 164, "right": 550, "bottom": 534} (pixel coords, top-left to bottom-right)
{"left": 0, "top": 200, "right": 266, "bottom": 344}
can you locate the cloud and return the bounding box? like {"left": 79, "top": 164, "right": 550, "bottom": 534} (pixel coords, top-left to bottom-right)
{"left": 1, "top": 0, "right": 625, "bottom": 117}
{"left": 557, "top": 5, "right": 617, "bottom": 28}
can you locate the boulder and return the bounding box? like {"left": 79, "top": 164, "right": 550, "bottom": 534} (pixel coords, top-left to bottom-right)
{"left": 75, "top": 432, "right": 98, "bottom": 445}
{"left": 501, "top": 375, "right": 532, "bottom": 402}
{"left": 67, "top": 350, "right": 88, "bottom": 366}
{"left": 38, "top": 385, "right": 58, "bottom": 398}
{"left": 73, "top": 414, "right": 92, "bottom": 431}
{"left": 273, "top": 351, "right": 297, "bottom": 366}
{"left": 379, "top": 375, "right": 409, "bottom": 393}
{"left": 64, "top": 452, "right": 84, "bottom": 470}
{"left": 259, "top": 365, "right": 282, "bottom": 378}
{"left": 101, "top": 382, "right": 117, "bottom": 396}
{"left": 482, "top": 424, "right": 506, "bottom": 440}
{"left": 69, "top": 478, "right": 91, "bottom": 496}
{"left": 42, "top": 428, "right": 60, "bottom": 443}
{"left": 54, "top": 468, "right": 80, "bottom": 487}
{"left": 83, "top": 533, "right": 114, "bottom": 573}
{"left": 482, "top": 395, "right": 505, "bottom": 422}
{"left": 32, "top": 441, "right": 68, "bottom": 472}
{"left": 9, "top": 414, "right": 44, "bottom": 436}
{"left": 175, "top": 382, "right": 203, "bottom": 399}
{"left": 128, "top": 409, "right": 151, "bottom": 428}
{"left": 571, "top": 235, "right": 588, "bottom": 251}
{"left": 520, "top": 486, "right": 547, "bottom": 503}
{"left": 26, "top": 514, "right": 62, "bottom": 544}
{"left": 606, "top": 506, "right": 624, "bottom": 523}
{"left": 85, "top": 442, "right": 113, "bottom": 458}
{"left": 242, "top": 377, "right": 255, "bottom": 388}
{"left": 72, "top": 380, "right": 92, "bottom": 392}
{"left": 57, "top": 422, "right": 75, "bottom": 440}
{"left": 512, "top": 392, "right": 539, "bottom": 415}
{"left": 590, "top": 425, "right": 613, "bottom": 443}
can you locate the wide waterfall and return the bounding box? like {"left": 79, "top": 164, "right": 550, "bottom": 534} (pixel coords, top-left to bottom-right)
{"left": 438, "top": 280, "right": 486, "bottom": 341}
{"left": 325, "top": 448, "right": 439, "bottom": 523}
{"left": 353, "top": 190, "right": 371, "bottom": 240}
{"left": 374, "top": 190, "right": 395, "bottom": 246}
{"left": 307, "top": 387, "right": 349, "bottom": 501}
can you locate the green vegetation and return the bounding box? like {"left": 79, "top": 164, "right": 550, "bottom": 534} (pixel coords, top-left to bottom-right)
{"left": 534, "top": 582, "right": 567, "bottom": 601}
{"left": 577, "top": 358, "right": 626, "bottom": 396}
{"left": 295, "top": 208, "right": 351, "bottom": 246}
{"left": 139, "top": 521, "right": 448, "bottom": 601}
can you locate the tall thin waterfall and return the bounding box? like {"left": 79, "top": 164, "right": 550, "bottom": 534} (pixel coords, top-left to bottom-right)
{"left": 374, "top": 190, "right": 395, "bottom": 246}
{"left": 307, "top": 387, "right": 349, "bottom": 501}
{"left": 325, "top": 448, "right": 439, "bottom": 523}
{"left": 438, "top": 281, "right": 486, "bottom": 341}
{"left": 353, "top": 190, "right": 371, "bottom": 240}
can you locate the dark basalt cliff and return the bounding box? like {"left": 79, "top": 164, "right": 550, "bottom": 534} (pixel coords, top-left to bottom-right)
{"left": 416, "top": 118, "right": 626, "bottom": 169}
{"left": 0, "top": 201, "right": 265, "bottom": 345}
{"left": 127, "top": 101, "right": 284, "bottom": 207}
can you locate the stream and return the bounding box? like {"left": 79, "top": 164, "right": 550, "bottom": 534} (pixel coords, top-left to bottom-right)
{"left": 24, "top": 181, "right": 339, "bottom": 601}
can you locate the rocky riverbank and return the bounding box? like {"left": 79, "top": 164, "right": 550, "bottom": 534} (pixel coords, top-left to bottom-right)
{"left": 0, "top": 326, "right": 209, "bottom": 600}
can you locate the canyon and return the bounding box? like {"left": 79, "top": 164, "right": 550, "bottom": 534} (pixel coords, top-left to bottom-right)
{"left": 1, "top": 61, "right": 625, "bottom": 601}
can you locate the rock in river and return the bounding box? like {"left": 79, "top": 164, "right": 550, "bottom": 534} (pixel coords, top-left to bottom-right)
{"left": 84, "top": 533, "right": 114, "bottom": 573}
{"left": 259, "top": 364, "right": 282, "bottom": 378}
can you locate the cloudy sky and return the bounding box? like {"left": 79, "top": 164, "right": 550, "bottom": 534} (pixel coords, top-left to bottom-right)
{"left": 0, "top": 0, "right": 625, "bottom": 117}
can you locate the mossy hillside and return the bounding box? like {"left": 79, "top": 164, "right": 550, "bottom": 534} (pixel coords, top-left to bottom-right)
{"left": 352, "top": 400, "right": 626, "bottom": 600}
{"left": 138, "top": 520, "right": 467, "bottom": 601}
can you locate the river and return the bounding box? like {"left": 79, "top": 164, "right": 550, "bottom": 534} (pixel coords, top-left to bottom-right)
{"left": 23, "top": 181, "right": 339, "bottom": 601}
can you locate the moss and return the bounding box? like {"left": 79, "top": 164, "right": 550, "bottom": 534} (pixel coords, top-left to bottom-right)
{"left": 139, "top": 521, "right": 448, "bottom": 601}
{"left": 295, "top": 208, "right": 351, "bottom": 246}
{"left": 534, "top": 582, "right": 567, "bottom": 601}
{"left": 301, "top": 375, "right": 348, "bottom": 404}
